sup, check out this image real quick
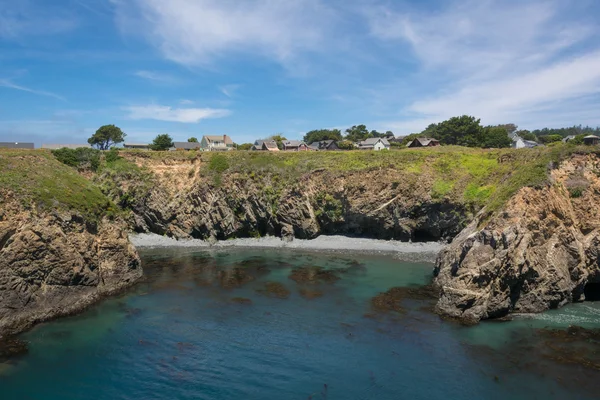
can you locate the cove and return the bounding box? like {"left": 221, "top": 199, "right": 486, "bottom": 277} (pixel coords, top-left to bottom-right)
{"left": 1, "top": 248, "right": 599, "bottom": 400}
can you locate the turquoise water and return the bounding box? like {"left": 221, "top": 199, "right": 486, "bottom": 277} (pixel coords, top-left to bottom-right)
{"left": 1, "top": 248, "right": 599, "bottom": 400}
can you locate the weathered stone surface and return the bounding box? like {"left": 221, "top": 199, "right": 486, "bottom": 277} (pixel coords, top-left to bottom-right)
{"left": 434, "top": 155, "right": 600, "bottom": 323}
{"left": 0, "top": 197, "right": 141, "bottom": 337}
{"left": 116, "top": 157, "right": 469, "bottom": 243}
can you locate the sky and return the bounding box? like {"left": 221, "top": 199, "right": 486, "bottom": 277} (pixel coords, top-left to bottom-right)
{"left": 1, "top": 0, "right": 600, "bottom": 146}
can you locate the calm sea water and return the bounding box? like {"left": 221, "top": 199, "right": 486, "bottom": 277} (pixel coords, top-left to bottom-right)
{"left": 1, "top": 248, "right": 599, "bottom": 400}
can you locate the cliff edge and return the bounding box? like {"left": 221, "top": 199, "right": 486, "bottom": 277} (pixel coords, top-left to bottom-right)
{"left": 0, "top": 152, "right": 141, "bottom": 337}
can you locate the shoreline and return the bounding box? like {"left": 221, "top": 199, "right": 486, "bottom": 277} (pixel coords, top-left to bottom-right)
{"left": 129, "top": 234, "right": 445, "bottom": 262}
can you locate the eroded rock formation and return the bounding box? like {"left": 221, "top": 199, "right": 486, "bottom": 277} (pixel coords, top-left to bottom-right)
{"left": 116, "top": 156, "right": 469, "bottom": 243}
{"left": 434, "top": 155, "right": 600, "bottom": 323}
{"left": 0, "top": 193, "right": 141, "bottom": 337}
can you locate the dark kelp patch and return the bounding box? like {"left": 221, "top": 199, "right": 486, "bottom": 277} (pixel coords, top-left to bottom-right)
{"left": 0, "top": 337, "right": 28, "bottom": 363}
{"left": 461, "top": 324, "right": 600, "bottom": 397}
{"left": 536, "top": 326, "right": 600, "bottom": 371}
{"left": 289, "top": 266, "right": 341, "bottom": 284}
{"left": 230, "top": 297, "right": 253, "bottom": 305}
{"left": 371, "top": 285, "right": 439, "bottom": 314}
{"left": 218, "top": 265, "right": 270, "bottom": 289}
{"left": 256, "top": 282, "right": 291, "bottom": 299}
{"left": 298, "top": 287, "right": 324, "bottom": 299}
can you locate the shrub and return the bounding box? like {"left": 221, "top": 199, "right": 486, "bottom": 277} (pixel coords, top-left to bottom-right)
{"left": 209, "top": 154, "right": 230, "bottom": 173}
{"left": 314, "top": 192, "right": 344, "bottom": 222}
{"left": 52, "top": 147, "right": 101, "bottom": 171}
{"left": 569, "top": 188, "right": 584, "bottom": 198}
{"left": 105, "top": 148, "right": 121, "bottom": 163}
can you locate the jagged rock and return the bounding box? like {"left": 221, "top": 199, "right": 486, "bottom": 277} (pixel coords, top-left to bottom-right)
{"left": 281, "top": 224, "right": 294, "bottom": 242}
{"left": 0, "top": 199, "right": 142, "bottom": 338}
{"left": 434, "top": 155, "right": 600, "bottom": 323}
{"left": 114, "top": 157, "right": 469, "bottom": 243}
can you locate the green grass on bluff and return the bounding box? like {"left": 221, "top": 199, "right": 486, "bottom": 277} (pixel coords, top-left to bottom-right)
{"left": 0, "top": 149, "right": 115, "bottom": 219}
{"left": 1, "top": 144, "right": 592, "bottom": 221}
{"left": 184, "top": 145, "right": 578, "bottom": 213}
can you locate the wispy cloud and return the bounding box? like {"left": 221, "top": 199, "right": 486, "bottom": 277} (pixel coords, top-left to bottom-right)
{"left": 134, "top": 70, "right": 181, "bottom": 84}
{"left": 112, "top": 0, "right": 337, "bottom": 68}
{"left": 0, "top": 79, "right": 66, "bottom": 101}
{"left": 365, "top": 0, "right": 600, "bottom": 130}
{"left": 219, "top": 84, "right": 241, "bottom": 98}
{"left": 123, "top": 104, "right": 231, "bottom": 123}
{"left": 179, "top": 99, "right": 194, "bottom": 105}
{"left": 0, "top": 0, "right": 78, "bottom": 39}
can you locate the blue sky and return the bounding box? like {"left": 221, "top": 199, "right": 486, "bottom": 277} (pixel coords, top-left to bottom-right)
{"left": 1, "top": 0, "right": 600, "bottom": 146}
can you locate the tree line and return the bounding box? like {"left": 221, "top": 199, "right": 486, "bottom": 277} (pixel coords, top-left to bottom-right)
{"left": 86, "top": 120, "right": 600, "bottom": 153}
{"left": 516, "top": 125, "right": 600, "bottom": 145}
{"left": 87, "top": 125, "right": 203, "bottom": 151}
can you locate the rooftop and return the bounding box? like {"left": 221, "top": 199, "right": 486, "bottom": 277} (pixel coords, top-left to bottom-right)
{"left": 173, "top": 142, "right": 201, "bottom": 150}
{"left": 204, "top": 135, "right": 233, "bottom": 145}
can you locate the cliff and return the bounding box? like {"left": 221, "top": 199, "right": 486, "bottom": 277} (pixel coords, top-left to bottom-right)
{"left": 2, "top": 145, "right": 599, "bottom": 332}
{"left": 434, "top": 153, "right": 600, "bottom": 323}
{"left": 106, "top": 148, "right": 535, "bottom": 243}
{"left": 0, "top": 151, "right": 141, "bottom": 337}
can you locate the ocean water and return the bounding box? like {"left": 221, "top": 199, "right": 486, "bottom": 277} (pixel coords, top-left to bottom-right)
{"left": 1, "top": 248, "right": 599, "bottom": 400}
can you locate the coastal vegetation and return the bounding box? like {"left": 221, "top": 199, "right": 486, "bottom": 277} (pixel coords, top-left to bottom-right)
{"left": 1, "top": 144, "right": 595, "bottom": 225}
{"left": 0, "top": 149, "right": 115, "bottom": 220}
{"left": 150, "top": 134, "right": 174, "bottom": 151}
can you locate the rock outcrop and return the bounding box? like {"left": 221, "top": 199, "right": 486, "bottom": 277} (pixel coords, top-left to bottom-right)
{"left": 0, "top": 193, "right": 141, "bottom": 337}
{"left": 115, "top": 157, "right": 470, "bottom": 243}
{"left": 434, "top": 155, "right": 600, "bottom": 323}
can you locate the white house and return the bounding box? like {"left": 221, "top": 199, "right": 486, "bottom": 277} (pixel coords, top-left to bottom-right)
{"left": 200, "top": 135, "right": 234, "bottom": 151}
{"left": 358, "top": 137, "right": 391, "bottom": 151}
{"left": 512, "top": 136, "right": 540, "bottom": 149}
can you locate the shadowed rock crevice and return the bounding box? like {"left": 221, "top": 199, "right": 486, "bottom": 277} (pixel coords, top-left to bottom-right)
{"left": 583, "top": 282, "right": 600, "bottom": 301}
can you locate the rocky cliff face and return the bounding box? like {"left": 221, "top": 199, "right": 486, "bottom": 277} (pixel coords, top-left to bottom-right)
{"left": 0, "top": 192, "right": 141, "bottom": 337}
{"left": 434, "top": 154, "right": 600, "bottom": 323}
{"left": 115, "top": 157, "right": 470, "bottom": 243}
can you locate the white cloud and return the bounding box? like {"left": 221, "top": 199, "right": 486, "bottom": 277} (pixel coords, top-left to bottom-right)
{"left": 0, "top": 78, "right": 66, "bottom": 101}
{"left": 367, "top": 0, "right": 592, "bottom": 76}
{"left": 409, "top": 52, "right": 600, "bottom": 121}
{"left": 123, "top": 104, "right": 231, "bottom": 123}
{"left": 365, "top": 0, "right": 600, "bottom": 131}
{"left": 112, "top": 0, "right": 336, "bottom": 67}
{"left": 179, "top": 99, "right": 194, "bottom": 105}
